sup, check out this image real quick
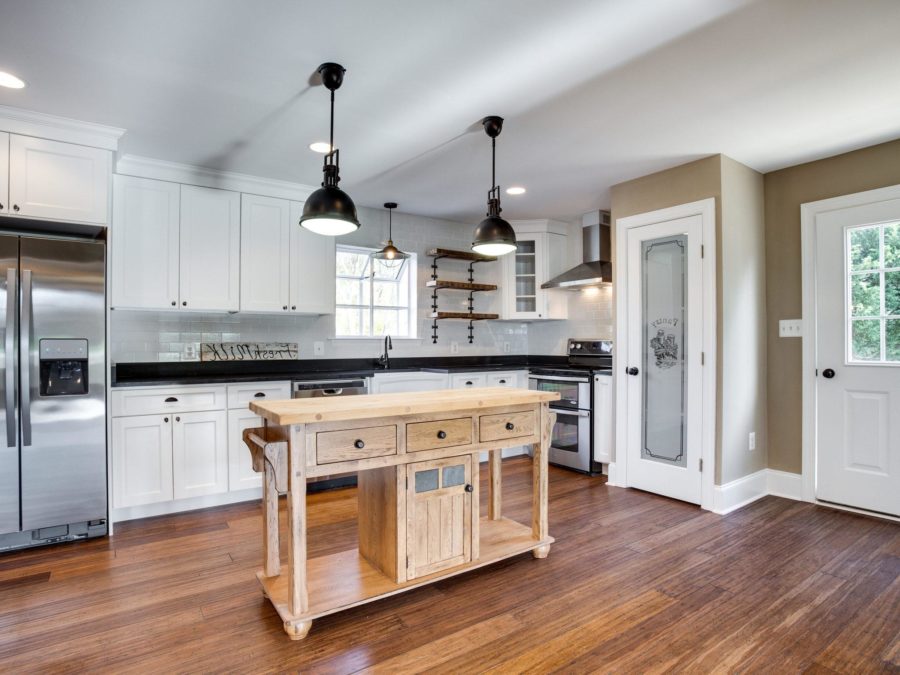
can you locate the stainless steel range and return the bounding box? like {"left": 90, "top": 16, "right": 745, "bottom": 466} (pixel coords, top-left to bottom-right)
{"left": 529, "top": 339, "right": 612, "bottom": 473}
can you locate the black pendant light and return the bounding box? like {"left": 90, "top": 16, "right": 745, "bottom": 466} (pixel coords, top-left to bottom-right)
{"left": 372, "top": 202, "right": 410, "bottom": 266}
{"left": 472, "top": 116, "right": 517, "bottom": 256}
{"left": 299, "top": 63, "right": 361, "bottom": 236}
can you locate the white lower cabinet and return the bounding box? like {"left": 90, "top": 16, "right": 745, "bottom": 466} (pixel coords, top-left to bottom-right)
{"left": 227, "top": 409, "right": 265, "bottom": 491}
{"left": 172, "top": 410, "right": 228, "bottom": 499}
{"left": 112, "top": 415, "right": 174, "bottom": 508}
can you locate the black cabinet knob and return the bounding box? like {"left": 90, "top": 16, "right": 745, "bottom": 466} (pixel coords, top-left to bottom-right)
{"left": 182, "top": 301, "right": 187, "bottom": 306}
{"left": 171, "top": 301, "right": 176, "bottom": 306}
{"left": 283, "top": 305, "right": 288, "bottom": 310}
{"left": 626, "top": 367, "right": 639, "bottom": 376}
{"left": 291, "top": 305, "right": 296, "bottom": 310}
{"left": 464, "top": 484, "right": 474, "bottom": 493}
{"left": 505, "top": 422, "right": 515, "bottom": 430}
{"left": 163, "top": 417, "right": 169, "bottom": 423}
{"left": 12, "top": 204, "right": 19, "bottom": 212}
{"left": 254, "top": 392, "right": 266, "bottom": 398}
{"left": 175, "top": 416, "right": 180, "bottom": 422}
{"left": 0, "top": 203, "right": 4, "bottom": 210}
{"left": 354, "top": 439, "right": 365, "bottom": 449}
{"left": 437, "top": 430, "right": 447, "bottom": 439}
{"left": 164, "top": 397, "right": 178, "bottom": 402}
{"left": 822, "top": 368, "right": 835, "bottom": 379}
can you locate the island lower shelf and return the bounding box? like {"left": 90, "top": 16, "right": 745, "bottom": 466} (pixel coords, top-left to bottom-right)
{"left": 257, "top": 516, "right": 554, "bottom": 623}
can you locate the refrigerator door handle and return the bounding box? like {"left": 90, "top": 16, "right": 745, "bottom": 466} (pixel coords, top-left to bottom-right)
{"left": 4, "top": 268, "right": 15, "bottom": 448}
{"left": 21, "top": 269, "right": 31, "bottom": 447}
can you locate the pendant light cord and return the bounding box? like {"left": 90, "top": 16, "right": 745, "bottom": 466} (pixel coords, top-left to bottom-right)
{"left": 329, "top": 90, "right": 335, "bottom": 152}
{"left": 492, "top": 137, "right": 496, "bottom": 190}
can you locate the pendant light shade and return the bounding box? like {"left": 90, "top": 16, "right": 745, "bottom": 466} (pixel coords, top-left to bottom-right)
{"left": 372, "top": 202, "right": 410, "bottom": 265}
{"left": 300, "top": 63, "right": 361, "bottom": 236}
{"left": 472, "top": 116, "right": 516, "bottom": 256}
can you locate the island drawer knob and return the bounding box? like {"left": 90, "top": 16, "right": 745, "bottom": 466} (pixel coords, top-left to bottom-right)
{"left": 505, "top": 422, "right": 515, "bottom": 430}
{"left": 436, "top": 430, "right": 447, "bottom": 439}
{"left": 354, "top": 439, "right": 365, "bottom": 449}
{"left": 465, "top": 484, "right": 474, "bottom": 493}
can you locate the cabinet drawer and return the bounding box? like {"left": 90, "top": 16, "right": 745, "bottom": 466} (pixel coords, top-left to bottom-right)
{"left": 487, "top": 372, "right": 518, "bottom": 387}
{"left": 317, "top": 425, "right": 398, "bottom": 464}
{"left": 450, "top": 373, "right": 486, "bottom": 389}
{"left": 226, "top": 381, "right": 291, "bottom": 409}
{"left": 407, "top": 417, "right": 473, "bottom": 452}
{"left": 111, "top": 386, "right": 226, "bottom": 417}
{"left": 479, "top": 410, "right": 537, "bottom": 442}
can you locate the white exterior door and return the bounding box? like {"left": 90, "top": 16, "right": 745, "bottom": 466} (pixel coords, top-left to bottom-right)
{"left": 813, "top": 199, "right": 900, "bottom": 517}
{"left": 623, "top": 214, "right": 705, "bottom": 504}
{"left": 172, "top": 410, "right": 228, "bottom": 499}
{"left": 240, "top": 193, "right": 290, "bottom": 313}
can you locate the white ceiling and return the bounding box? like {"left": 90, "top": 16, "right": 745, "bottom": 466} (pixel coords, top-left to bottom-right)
{"left": 2, "top": 0, "right": 899, "bottom": 223}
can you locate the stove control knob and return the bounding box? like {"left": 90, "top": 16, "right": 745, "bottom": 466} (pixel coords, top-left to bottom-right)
{"left": 574, "top": 343, "right": 582, "bottom": 350}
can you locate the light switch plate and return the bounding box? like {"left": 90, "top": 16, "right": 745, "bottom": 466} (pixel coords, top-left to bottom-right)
{"left": 450, "top": 341, "right": 460, "bottom": 354}
{"left": 779, "top": 319, "right": 802, "bottom": 337}
{"left": 313, "top": 341, "right": 324, "bottom": 356}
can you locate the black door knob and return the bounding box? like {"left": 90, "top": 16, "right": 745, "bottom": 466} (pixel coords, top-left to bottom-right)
{"left": 464, "top": 484, "right": 474, "bottom": 493}
{"left": 354, "top": 439, "right": 365, "bottom": 449}
{"left": 822, "top": 368, "right": 835, "bottom": 379}
{"left": 436, "top": 430, "right": 447, "bottom": 439}
{"left": 626, "top": 367, "right": 639, "bottom": 376}
{"left": 505, "top": 422, "right": 515, "bottom": 430}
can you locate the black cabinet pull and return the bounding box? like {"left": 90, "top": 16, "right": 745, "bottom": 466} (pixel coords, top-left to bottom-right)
{"left": 465, "top": 380, "right": 473, "bottom": 386}
{"left": 498, "top": 379, "right": 506, "bottom": 384}
{"left": 164, "top": 396, "right": 178, "bottom": 402}
{"left": 254, "top": 392, "right": 266, "bottom": 398}
{"left": 626, "top": 367, "right": 639, "bottom": 376}
{"left": 437, "top": 430, "right": 447, "bottom": 439}
{"left": 12, "top": 204, "right": 20, "bottom": 212}
{"left": 505, "top": 422, "right": 515, "bottom": 431}
{"left": 465, "top": 484, "right": 474, "bottom": 493}
{"left": 354, "top": 439, "right": 365, "bottom": 449}
{"left": 822, "top": 368, "right": 835, "bottom": 379}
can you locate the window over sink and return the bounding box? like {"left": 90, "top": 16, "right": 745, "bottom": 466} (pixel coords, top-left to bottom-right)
{"left": 335, "top": 244, "right": 418, "bottom": 338}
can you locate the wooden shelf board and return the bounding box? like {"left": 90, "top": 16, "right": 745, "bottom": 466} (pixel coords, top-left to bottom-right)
{"left": 430, "top": 312, "right": 499, "bottom": 321}
{"left": 426, "top": 280, "right": 498, "bottom": 292}
{"left": 426, "top": 248, "right": 497, "bottom": 262}
{"left": 258, "top": 517, "right": 552, "bottom": 623}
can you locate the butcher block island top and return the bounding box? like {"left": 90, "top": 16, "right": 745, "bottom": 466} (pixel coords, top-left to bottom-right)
{"left": 243, "top": 387, "right": 559, "bottom": 640}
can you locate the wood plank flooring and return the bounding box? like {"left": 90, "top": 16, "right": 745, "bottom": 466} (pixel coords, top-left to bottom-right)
{"left": 0, "top": 458, "right": 897, "bottom": 673}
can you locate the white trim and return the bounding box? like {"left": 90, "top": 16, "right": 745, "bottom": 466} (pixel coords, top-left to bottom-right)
{"left": 712, "top": 469, "right": 768, "bottom": 515}
{"left": 614, "top": 198, "right": 717, "bottom": 511}
{"left": 115, "top": 154, "right": 317, "bottom": 202}
{"left": 767, "top": 469, "right": 803, "bottom": 501}
{"left": 0, "top": 104, "right": 124, "bottom": 150}
{"left": 111, "top": 487, "right": 262, "bottom": 523}
{"left": 800, "top": 183, "right": 900, "bottom": 505}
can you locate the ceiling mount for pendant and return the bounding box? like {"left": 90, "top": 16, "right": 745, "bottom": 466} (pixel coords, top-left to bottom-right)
{"left": 472, "top": 116, "right": 517, "bottom": 256}
{"left": 299, "top": 62, "right": 362, "bottom": 237}
{"left": 372, "top": 202, "right": 410, "bottom": 266}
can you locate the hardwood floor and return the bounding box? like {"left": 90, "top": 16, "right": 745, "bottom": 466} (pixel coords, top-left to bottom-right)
{"left": 0, "top": 457, "right": 897, "bottom": 673}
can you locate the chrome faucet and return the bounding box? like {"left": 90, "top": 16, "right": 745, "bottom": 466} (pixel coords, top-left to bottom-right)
{"left": 378, "top": 334, "right": 393, "bottom": 369}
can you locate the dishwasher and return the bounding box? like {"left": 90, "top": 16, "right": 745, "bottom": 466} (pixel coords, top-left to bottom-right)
{"left": 292, "top": 378, "right": 368, "bottom": 492}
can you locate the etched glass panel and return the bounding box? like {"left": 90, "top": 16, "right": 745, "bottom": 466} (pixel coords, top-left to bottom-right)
{"left": 641, "top": 235, "right": 687, "bottom": 467}
{"left": 414, "top": 468, "right": 439, "bottom": 493}
{"left": 442, "top": 464, "right": 465, "bottom": 488}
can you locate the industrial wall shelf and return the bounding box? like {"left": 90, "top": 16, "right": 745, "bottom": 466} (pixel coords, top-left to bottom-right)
{"left": 426, "top": 248, "right": 498, "bottom": 344}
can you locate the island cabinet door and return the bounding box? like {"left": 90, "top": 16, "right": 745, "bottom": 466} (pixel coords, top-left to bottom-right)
{"left": 407, "top": 456, "right": 473, "bottom": 579}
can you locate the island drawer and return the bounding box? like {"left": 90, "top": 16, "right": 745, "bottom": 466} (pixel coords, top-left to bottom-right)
{"left": 479, "top": 410, "right": 536, "bottom": 442}
{"left": 316, "top": 425, "right": 398, "bottom": 464}
{"left": 406, "top": 417, "right": 473, "bottom": 452}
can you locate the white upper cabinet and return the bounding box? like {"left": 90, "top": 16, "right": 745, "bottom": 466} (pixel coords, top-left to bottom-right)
{"left": 7, "top": 134, "right": 110, "bottom": 224}
{"left": 0, "top": 133, "right": 8, "bottom": 216}
{"left": 240, "top": 194, "right": 290, "bottom": 313}
{"left": 502, "top": 220, "right": 568, "bottom": 320}
{"left": 179, "top": 185, "right": 240, "bottom": 312}
{"left": 289, "top": 200, "right": 335, "bottom": 314}
{"left": 111, "top": 175, "right": 180, "bottom": 310}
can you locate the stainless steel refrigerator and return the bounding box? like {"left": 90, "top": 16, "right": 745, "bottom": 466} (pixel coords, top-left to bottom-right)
{"left": 0, "top": 234, "right": 107, "bottom": 551}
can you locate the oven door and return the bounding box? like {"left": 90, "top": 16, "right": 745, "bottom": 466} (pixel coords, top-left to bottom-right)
{"left": 528, "top": 375, "right": 591, "bottom": 410}
{"left": 547, "top": 407, "right": 592, "bottom": 472}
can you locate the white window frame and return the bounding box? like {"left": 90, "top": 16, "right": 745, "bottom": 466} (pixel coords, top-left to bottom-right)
{"left": 335, "top": 244, "right": 418, "bottom": 339}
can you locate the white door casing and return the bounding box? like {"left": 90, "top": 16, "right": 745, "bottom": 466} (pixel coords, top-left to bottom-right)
{"left": 614, "top": 199, "right": 716, "bottom": 510}
{"left": 801, "top": 185, "right": 900, "bottom": 518}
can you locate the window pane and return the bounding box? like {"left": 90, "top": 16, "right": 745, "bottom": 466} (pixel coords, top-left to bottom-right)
{"left": 850, "top": 226, "right": 880, "bottom": 271}
{"left": 851, "top": 319, "right": 882, "bottom": 361}
{"left": 335, "top": 307, "right": 363, "bottom": 336}
{"left": 886, "top": 271, "right": 900, "bottom": 316}
{"left": 373, "top": 309, "right": 399, "bottom": 336}
{"left": 372, "top": 257, "right": 405, "bottom": 280}
{"left": 336, "top": 250, "right": 370, "bottom": 276}
{"left": 442, "top": 464, "right": 465, "bottom": 487}
{"left": 850, "top": 273, "right": 881, "bottom": 316}
{"left": 336, "top": 278, "right": 365, "bottom": 304}
{"left": 415, "top": 468, "right": 439, "bottom": 493}
{"left": 886, "top": 320, "right": 900, "bottom": 362}
{"left": 373, "top": 280, "right": 399, "bottom": 306}
{"left": 885, "top": 223, "right": 900, "bottom": 268}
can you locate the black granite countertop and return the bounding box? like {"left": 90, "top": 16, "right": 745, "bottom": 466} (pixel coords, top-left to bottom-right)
{"left": 111, "top": 355, "right": 568, "bottom": 388}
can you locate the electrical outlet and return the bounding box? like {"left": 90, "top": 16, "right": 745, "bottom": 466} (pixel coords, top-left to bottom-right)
{"left": 313, "top": 341, "right": 324, "bottom": 356}
{"left": 779, "top": 319, "right": 802, "bottom": 338}
{"left": 749, "top": 431, "right": 756, "bottom": 451}
{"left": 183, "top": 344, "right": 197, "bottom": 360}
{"left": 450, "top": 341, "right": 459, "bottom": 354}
{"left": 503, "top": 341, "right": 511, "bottom": 353}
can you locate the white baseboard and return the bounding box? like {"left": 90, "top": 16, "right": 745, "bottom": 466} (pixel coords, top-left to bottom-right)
{"left": 712, "top": 469, "right": 769, "bottom": 515}
{"left": 111, "top": 487, "right": 262, "bottom": 524}
{"left": 606, "top": 462, "right": 623, "bottom": 487}
{"left": 767, "top": 469, "right": 804, "bottom": 501}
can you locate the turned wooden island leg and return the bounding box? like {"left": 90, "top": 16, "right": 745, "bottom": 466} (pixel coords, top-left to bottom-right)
{"left": 285, "top": 424, "right": 310, "bottom": 639}
{"left": 532, "top": 403, "right": 551, "bottom": 559}
{"left": 488, "top": 449, "right": 502, "bottom": 520}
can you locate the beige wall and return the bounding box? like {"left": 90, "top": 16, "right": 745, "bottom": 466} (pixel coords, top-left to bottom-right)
{"left": 764, "top": 138, "right": 900, "bottom": 473}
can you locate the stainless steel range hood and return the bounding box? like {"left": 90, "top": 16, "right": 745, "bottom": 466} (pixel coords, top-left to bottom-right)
{"left": 541, "top": 210, "right": 612, "bottom": 290}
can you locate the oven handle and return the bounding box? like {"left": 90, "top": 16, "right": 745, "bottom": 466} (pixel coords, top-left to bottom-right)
{"left": 528, "top": 375, "right": 591, "bottom": 383}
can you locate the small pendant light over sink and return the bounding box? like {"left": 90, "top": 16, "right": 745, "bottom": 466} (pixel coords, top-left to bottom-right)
{"left": 299, "top": 62, "right": 362, "bottom": 236}
{"left": 472, "top": 116, "right": 517, "bottom": 256}
{"left": 372, "top": 202, "right": 409, "bottom": 266}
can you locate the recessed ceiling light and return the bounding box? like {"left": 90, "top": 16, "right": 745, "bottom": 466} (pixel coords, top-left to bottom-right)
{"left": 309, "top": 141, "right": 333, "bottom": 154}
{"left": 0, "top": 71, "right": 26, "bottom": 89}
{"left": 506, "top": 186, "right": 526, "bottom": 195}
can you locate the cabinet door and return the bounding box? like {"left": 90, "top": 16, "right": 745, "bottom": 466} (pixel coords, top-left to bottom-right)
{"left": 450, "top": 373, "right": 487, "bottom": 389}
{"left": 112, "top": 415, "right": 174, "bottom": 508}
{"left": 240, "top": 194, "right": 290, "bottom": 313}
{"left": 593, "top": 375, "right": 613, "bottom": 464}
{"left": 179, "top": 185, "right": 240, "bottom": 311}
{"left": 407, "top": 455, "right": 472, "bottom": 579}
{"left": 111, "top": 175, "right": 180, "bottom": 309}
{"left": 504, "top": 236, "right": 544, "bottom": 319}
{"left": 0, "top": 132, "right": 8, "bottom": 216}
{"left": 8, "top": 135, "right": 110, "bottom": 224}
{"left": 172, "top": 410, "right": 228, "bottom": 499}
{"left": 227, "top": 409, "right": 263, "bottom": 491}
{"left": 289, "top": 200, "right": 336, "bottom": 314}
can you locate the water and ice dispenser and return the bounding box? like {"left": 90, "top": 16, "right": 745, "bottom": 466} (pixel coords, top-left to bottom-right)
{"left": 39, "top": 339, "right": 90, "bottom": 396}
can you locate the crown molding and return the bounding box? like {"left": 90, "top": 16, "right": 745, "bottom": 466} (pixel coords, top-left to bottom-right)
{"left": 0, "top": 104, "right": 124, "bottom": 150}
{"left": 115, "top": 154, "right": 317, "bottom": 202}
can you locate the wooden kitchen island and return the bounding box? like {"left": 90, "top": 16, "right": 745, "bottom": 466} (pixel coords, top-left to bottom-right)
{"left": 243, "top": 387, "right": 559, "bottom": 640}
